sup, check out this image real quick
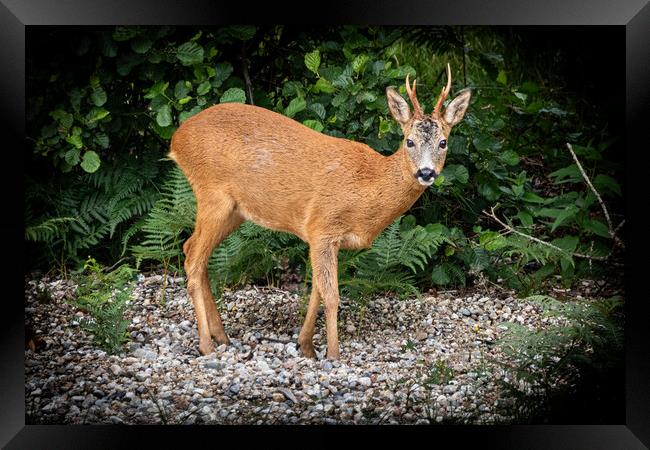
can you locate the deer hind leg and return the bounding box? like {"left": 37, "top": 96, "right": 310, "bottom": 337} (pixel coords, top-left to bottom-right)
{"left": 297, "top": 286, "right": 321, "bottom": 359}
{"left": 184, "top": 194, "right": 242, "bottom": 355}
{"left": 308, "top": 240, "right": 341, "bottom": 360}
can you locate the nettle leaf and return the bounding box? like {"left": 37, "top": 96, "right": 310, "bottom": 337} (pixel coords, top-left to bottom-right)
{"left": 284, "top": 97, "right": 306, "bottom": 118}
{"left": 304, "top": 50, "right": 321, "bottom": 75}
{"left": 473, "top": 134, "right": 502, "bottom": 151}
{"left": 176, "top": 42, "right": 204, "bottom": 66}
{"left": 80, "top": 151, "right": 101, "bottom": 173}
{"left": 552, "top": 235, "right": 579, "bottom": 254}
{"left": 594, "top": 174, "right": 621, "bottom": 196}
{"left": 303, "top": 120, "right": 324, "bottom": 132}
{"left": 584, "top": 219, "right": 611, "bottom": 238}
{"left": 549, "top": 164, "right": 581, "bottom": 184}
{"left": 517, "top": 210, "right": 533, "bottom": 227}
{"left": 90, "top": 87, "right": 107, "bottom": 107}
{"left": 156, "top": 104, "right": 172, "bottom": 127}
{"left": 384, "top": 65, "right": 416, "bottom": 79}
{"left": 499, "top": 150, "right": 519, "bottom": 166}
{"left": 219, "top": 88, "right": 246, "bottom": 104}
{"left": 550, "top": 205, "right": 579, "bottom": 232}
{"left": 226, "top": 26, "right": 256, "bottom": 41}
{"left": 444, "top": 164, "right": 469, "bottom": 184}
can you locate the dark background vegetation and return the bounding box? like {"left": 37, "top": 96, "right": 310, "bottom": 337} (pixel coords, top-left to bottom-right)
{"left": 25, "top": 26, "right": 625, "bottom": 423}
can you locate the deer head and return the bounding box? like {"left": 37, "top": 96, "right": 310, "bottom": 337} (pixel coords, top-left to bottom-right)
{"left": 386, "top": 63, "right": 472, "bottom": 186}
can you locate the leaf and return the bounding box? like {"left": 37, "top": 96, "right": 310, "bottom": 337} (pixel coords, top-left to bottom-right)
{"left": 308, "top": 103, "right": 326, "bottom": 120}
{"left": 549, "top": 164, "right": 581, "bottom": 184}
{"left": 174, "top": 80, "right": 190, "bottom": 99}
{"left": 90, "top": 88, "right": 107, "bottom": 107}
{"left": 130, "top": 36, "right": 152, "bottom": 54}
{"left": 176, "top": 42, "right": 204, "bottom": 66}
{"left": 302, "top": 120, "right": 324, "bottom": 132}
{"left": 179, "top": 105, "right": 202, "bottom": 123}
{"left": 214, "top": 62, "right": 234, "bottom": 86}
{"left": 197, "top": 81, "right": 211, "bottom": 96}
{"left": 226, "top": 26, "right": 256, "bottom": 40}
{"left": 219, "top": 88, "right": 246, "bottom": 104}
{"left": 313, "top": 78, "right": 335, "bottom": 94}
{"left": 80, "top": 151, "right": 101, "bottom": 173}
{"left": 431, "top": 266, "right": 451, "bottom": 285}
{"left": 522, "top": 191, "right": 545, "bottom": 203}
{"left": 593, "top": 174, "right": 621, "bottom": 196}
{"left": 87, "top": 107, "right": 110, "bottom": 122}
{"left": 499, "top": 150, "right": 520, "bottom": 166}
{"left": 584, "top": 219, "right": 611, "bottom": 238}
{"left": 473, "top": 134, "right": 502, "bottom": 151}
{"left": 352, "top": 54, "right": 369, "bottom": 74}
{"left": 517, "top": 210, "right": 533, "bottom": 227}
{"left": 112, "top": 26, "right": 139, "bottom": 41}
{"left": 496, "top": 70, "right": 507, "bottom": 85}
{"left": 50, "top": 110, "right": 74, "bottom": 129}
{"left": 66, "top": 134, "right": 83, "bottom": 149}
{"left": 480, "top": 231, "right": 507, "bottom": 251}
{"left": 284, "top": 97, "right": 306, "bottom": 118}
{"left": 550, "top": 205, "right": 579, "bottom": 232}
{"left": 156, "top": 104, "right": 172, "bottom": 127}
{"left": 94, "top": 133, "right": 109, "bottom": 149}
{"left": 304, "top": 50, "right": 321, "bottom": 75}
{"left": 356, "top": 91, "right": 377, "bottom": 104}
{"left": 64, "top": 148, "right": 81, "bottom": 166}
{"left": 144, "top": 81, "right": 169, "bottom": 99}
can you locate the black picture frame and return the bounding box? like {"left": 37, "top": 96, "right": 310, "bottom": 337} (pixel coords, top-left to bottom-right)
{"left": 5, "top": 0, "right": 649, "bottom": 448}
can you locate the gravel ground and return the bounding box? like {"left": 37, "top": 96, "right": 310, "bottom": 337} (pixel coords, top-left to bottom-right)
{"left": 24, "top": 272, "right": 601, "bottom": 425}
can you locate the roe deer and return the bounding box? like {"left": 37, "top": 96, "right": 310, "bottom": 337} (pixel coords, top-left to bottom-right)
{"left": 169, "top": 63, "right": 471, "bottom": 359}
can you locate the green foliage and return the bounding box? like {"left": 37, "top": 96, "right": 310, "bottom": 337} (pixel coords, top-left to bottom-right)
{"left": 72, "top": 258, "right": 137, "bottom": 354}
{"left": 26, "top": 26, "right": 623, "bottom": 298}
{"left": 339, "top": 217, "right": 448, "bottom": 299}
{"left": 495, "top": 295, "right": 624, "bottom": 421}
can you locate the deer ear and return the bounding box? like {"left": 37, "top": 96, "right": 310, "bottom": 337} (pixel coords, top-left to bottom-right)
{"left": 386, "top": 87, "right": 411, "bottom": 127}
{"left": 443, "top": 89, "right": 471, "bottom": 127}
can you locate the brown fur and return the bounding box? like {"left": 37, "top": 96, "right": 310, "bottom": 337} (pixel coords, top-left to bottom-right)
{"left": 170, "top": 75, "right": 470, "bottom": 359}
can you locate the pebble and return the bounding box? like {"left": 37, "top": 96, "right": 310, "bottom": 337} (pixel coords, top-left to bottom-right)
{"left": 24, "top": 271, "right": 572, "bottom": 425}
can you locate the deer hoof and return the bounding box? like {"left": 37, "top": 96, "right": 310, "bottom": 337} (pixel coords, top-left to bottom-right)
{"left": 298, "top": 343, "right": 317, "bottom": 359}
{"left": 198, "top": 340, "right": 215, "bottom": 356}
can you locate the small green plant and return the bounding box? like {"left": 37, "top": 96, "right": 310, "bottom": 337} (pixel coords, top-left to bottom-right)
{"left": 72, "top": 257, "right": 137, "bottom": 354}
{"left": 495, "top": 294, "right": 624, "bottom": 422}
{"left": 425, "top": 359, "right": 455, "bottom": 386}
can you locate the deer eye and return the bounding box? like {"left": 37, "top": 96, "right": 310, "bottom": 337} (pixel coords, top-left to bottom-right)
{"left": 439, "top": 139, "right": 447, "bottom": 149}
{"left": 406, "top": 139, "right": 415, "bottom": 147}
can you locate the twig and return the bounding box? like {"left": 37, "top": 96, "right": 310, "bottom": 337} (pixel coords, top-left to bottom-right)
{"left": 241, "top": 42, "right": 255, "bottom": 106}
{"left": 566, "top": 143, "right": 624, "bottom": 249}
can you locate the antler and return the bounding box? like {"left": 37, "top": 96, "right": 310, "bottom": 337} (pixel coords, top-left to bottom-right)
{"left": 432, "top": 63, "right": 452, "bottom": 118}
{"left": 405, "top": 73, "right": 423, "bottom": 118}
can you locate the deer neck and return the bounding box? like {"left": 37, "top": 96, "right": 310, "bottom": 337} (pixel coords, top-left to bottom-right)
{"left": 376, "top": 147, "right": 427, "bottom": 221}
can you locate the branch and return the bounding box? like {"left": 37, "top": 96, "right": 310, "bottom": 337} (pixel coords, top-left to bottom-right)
{"left": 566, "top": 143, "right": 624, "bottom": 249}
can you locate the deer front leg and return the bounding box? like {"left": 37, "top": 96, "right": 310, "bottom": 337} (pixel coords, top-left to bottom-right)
{"left": 309, "top": 240, "right": 341, "bottom": 360}
{"left": 297, "top": 287, "right": 321, "bottom": 358}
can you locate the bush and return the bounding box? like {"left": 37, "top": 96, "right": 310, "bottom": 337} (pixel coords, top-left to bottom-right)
{"left": 26, "top": 26, "right": 624, "bottom": 297}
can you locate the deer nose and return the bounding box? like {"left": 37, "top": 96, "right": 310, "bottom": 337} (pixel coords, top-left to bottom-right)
{"left": 416, "top": 168, "right": 436, "bottom": 181}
